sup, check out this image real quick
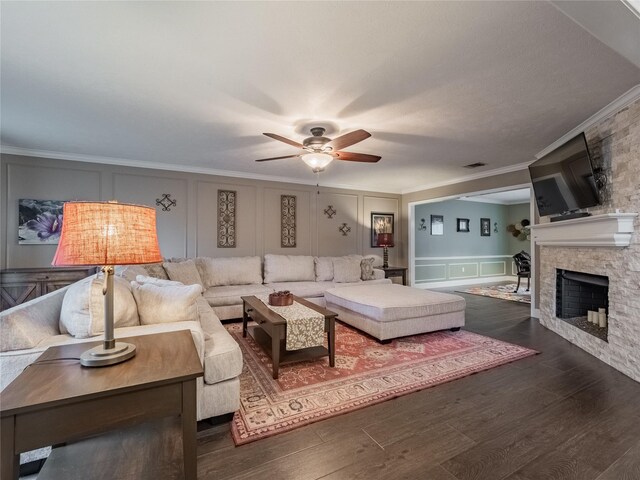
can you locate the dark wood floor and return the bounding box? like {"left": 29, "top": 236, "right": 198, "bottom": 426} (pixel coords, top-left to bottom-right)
{"left": 196, "top": 289, "right": 640, "bottom": 480}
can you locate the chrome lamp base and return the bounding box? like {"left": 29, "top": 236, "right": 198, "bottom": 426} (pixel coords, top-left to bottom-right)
{"left": 80, "top": 342, "right": 136, "bottom": 367}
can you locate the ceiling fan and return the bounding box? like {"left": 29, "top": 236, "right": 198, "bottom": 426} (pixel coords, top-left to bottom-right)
{"left": 255, "top": 127, "right": 381, "bottom": 173}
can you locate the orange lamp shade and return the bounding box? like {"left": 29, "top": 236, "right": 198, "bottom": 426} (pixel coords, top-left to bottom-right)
{"left": 377, "top": 232, "right": 394, "bottom": 247}
{"left": 52, "top": 201, "right": 163, "bottom": 266}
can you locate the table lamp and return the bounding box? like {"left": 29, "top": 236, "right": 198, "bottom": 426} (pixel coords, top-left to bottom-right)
{"left": 52, "top": 201, "right": 162, "bottom": 367}
{"left": 377, "top": 232, "right": 394, "bottom": 269}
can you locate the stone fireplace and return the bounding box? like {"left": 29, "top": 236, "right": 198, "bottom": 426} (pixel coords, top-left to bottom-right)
{"left": 555, "top": 269, "right": 608, "bottom": 342}
{"left": 534, "top": 96, "right": 640, "bottom": 383}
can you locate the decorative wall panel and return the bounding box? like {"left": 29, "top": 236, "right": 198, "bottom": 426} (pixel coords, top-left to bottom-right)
{"left": 281, "top": 195, "right": 297, "bottom": 248}
{"left": 217, "top": 190, "right": 236, "bottom": 248}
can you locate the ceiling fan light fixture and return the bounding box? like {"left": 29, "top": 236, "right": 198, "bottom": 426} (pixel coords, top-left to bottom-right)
{"left": 301, "top": 152, "right": 333, "bottom": 172}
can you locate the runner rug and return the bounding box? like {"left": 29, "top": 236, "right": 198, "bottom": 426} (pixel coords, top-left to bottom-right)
{"left": 227, "top": 321, "right": 537, "bottom": 445}
{"left": 459, "top": 284, "right": 531, "bottom": 304}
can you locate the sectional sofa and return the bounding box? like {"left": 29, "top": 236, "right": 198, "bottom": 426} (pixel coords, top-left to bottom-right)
{"left": 119, "top": 254, "right": 392, "bottom": 320}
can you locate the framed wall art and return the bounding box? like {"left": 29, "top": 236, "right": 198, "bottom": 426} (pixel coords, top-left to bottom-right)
{"left": 457, "top": 218, "right": 470, "bottom": 232}
{"left": 371, "top": 212, "right": 394, "bottom": 247}
{"left": 18, "top": 199, "right": 64, "bottom": 244}
{"left": 430, "top": 215, "right": 444, "bottom": 236}
{"left": 480, "top": 218, "right": 491, "bottom": 236}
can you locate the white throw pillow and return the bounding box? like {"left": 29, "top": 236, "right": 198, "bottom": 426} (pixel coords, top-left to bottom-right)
{"left": 314, "top": 257, "right": 334, "bottom": 282}
{"left": 130, "top": 282, "right": 201, "bottom": 325}
{"left": 60, "top": 275, "right": 140, "bottom": 339}
{"left": 163, "top": 259, "right": 203, "bottom": 287}
{"left": 207, "top": 256, "right": 262, "bottom": 286}
{"left": 135, "top": 275, "right": 184, "bottom": 287}
{"left": 333, "top": 256, "right": 362, "bottom": 283}
{"left": 115, "top": 265, "right": 148, "bottom": 282}
{"left": 264, "top": 255, "right": 315, "bottom": 283}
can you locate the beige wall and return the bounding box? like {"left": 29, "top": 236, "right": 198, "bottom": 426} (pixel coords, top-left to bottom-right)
{"left": 0, "top": 154, "right": 401, "bottom": 269}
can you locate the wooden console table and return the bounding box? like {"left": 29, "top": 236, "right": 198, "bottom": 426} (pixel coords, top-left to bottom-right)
{"left": 0, "top": 267, "right": 96, "bottom": 311}
{"left": 0, "top": 331, "right": 203, "bottom": 480}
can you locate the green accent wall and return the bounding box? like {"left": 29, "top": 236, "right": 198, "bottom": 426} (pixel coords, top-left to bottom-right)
{"left": 414, "top": 199, "right": 530, "bottom": 283}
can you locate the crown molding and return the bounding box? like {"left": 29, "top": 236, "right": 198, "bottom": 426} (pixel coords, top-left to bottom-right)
{"left": 535, "top": 84, "right": 640, "bottom": 159}
{"left": 401, "top": 161, "right": 532, "bottom": 195}
{"left": 0, "top": 145, "right": 401, "bottom": 194}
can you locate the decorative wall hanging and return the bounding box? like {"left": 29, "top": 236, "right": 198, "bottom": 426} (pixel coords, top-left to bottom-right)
{"left": 494, "top": 222, "right": 499, "bottom": 233}
{"left": 430, "top": 215, "right": 444, "bottom": 236}
{"left": 457, "top": 218, "right": 470, "bottom": 232}
{"left": 281, "top": 195, "right": 297, "bottom": 248}
{"left": 371, "top": 212, "right": 394, "bottom": 247}
{"left": 417, "top": 218, "right": 427, "bottom": 231}
{"left": 217, "top": 190, "right": 236, "bottom": 248}
{"left": 480, "top": 218, "right": 491, "bottom": 237}
{"left": 507, "top": 219, "right": 531, "bottom": 241}
{"left": 155, "top": 193, "right": 176, "bottom": 212}
{"left": 324, "top": 205, "right": 337, "bottom": 219}
{"left": 339, "top": 223, "right": 351, "bottom": 236}
{"left": 18, "top": 199, "right": 64, "bottom": 244}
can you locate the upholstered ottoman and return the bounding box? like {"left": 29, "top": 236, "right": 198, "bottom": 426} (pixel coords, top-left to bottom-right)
{"left": 324, "top": 284, "right": 466, "bottom": 341}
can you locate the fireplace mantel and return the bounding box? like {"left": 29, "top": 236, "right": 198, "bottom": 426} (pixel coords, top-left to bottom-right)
{"left": 530, "top": 213, "right": 638, "bottom": 247}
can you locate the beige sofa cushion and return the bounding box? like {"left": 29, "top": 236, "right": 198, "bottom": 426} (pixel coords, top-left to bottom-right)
{"left": 264, "top": 255, "right": 315, "bottom": 283}
{"left": 204, "top": 256, "right": 263, "bottom": 286}
{"left": 203, "top": 284, "right": 272, "bottom": 307}
{"left": 196, "top": 297, "right": 243, "bottom": 384}
{"left": 131, "top": 282, "right": 201, "bottom": 325}
{"left": 115, "top": 265, "right": 148, "bottom": 282}
{"left": 325, "top": 284, "right": 466, "bottom": 322}
{"left": 0, "top": 287, "right": 67, "bottom": 352}
{"left": 59, "top": 275, "right": 139, "bottom": 339}
{"left": 265, "top": 281, "right": 335, "bottom": 298}
{"left": 135, "top": 275, "right": 184, "bottom": 287}
{"left": 314, "top": 257, "right": 334, "bottom": 281}
{"left": 332, "top": 256, "right": 363, "bottom": 283}
{"left": 163, "top": 260, "right": 203, "bottom": 287}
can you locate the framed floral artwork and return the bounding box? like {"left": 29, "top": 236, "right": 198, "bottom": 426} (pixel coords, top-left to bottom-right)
{"left": 18, "top": 199, "right": 65, "bottom": 244}
{"left": 371, "top": 212, "right": 394, "bottom": 247}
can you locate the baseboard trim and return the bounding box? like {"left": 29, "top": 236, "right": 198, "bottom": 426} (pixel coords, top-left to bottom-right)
{"left": 413, "top": 276, "right": 518, "bottom": 289}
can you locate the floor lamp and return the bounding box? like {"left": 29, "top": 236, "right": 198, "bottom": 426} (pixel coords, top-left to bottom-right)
{"left": 52, "top": 201, "right": 162, "bottom": 367}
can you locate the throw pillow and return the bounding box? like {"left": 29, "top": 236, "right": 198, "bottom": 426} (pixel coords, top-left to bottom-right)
{"left": 361, "top": 257, "right": 376, "bottom": 281}
{"left": 115, "top": 265, "right": 148, "bottom": 282}
{"left": 314, "top": 257, "right": 334, "bottom": 282}
{"left": 332, "top": 256, "right": 362, "bottom": 283}
{"left": 130, "top": 282, "right": 201, "bottom": 325}
{"left": 142, "top": 262, "right": 169, "bottom": 280}
{"left": 135, "top": 275, "right": 184, "bottom": 287}
{"left": 162, "top": 259, "right": 204, "bottom": 287}
{"left": 59, "top": 275, "right": 140, "bottom": 339}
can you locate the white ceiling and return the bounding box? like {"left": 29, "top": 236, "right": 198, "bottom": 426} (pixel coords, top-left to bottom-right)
{"left": 462, "top": 188, "right": 531, "bottom": 205}
{"left": 1, "top": 1, "right": 639, "bottom": 193}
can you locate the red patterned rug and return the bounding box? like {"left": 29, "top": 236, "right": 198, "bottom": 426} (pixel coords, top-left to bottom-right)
{"left": 228, "top": 322, "right": 537, "bottom": 445}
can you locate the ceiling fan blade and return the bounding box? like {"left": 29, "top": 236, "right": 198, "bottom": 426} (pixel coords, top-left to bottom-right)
{"left": 263, "top": 133, "right": 303, "bottom": 149}
{"left": 334, "top": 151, "right": 381, "bottom": 163}
{"left": 327, "top": 129, "right": 371, "bottom": 151}
{"left": 255, "top": 154, "right": 300, "bottom": 162}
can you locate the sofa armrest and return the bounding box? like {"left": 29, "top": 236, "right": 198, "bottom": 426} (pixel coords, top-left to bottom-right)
{"left": 373, "top": 268, "right": 386, "bottom": 280}
{"left": 0, "top": 286, "right": 68, "bottom": 352}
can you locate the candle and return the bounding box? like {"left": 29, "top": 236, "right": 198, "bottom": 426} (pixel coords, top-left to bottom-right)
{"left": 587, "top": 311, "right": 594, "bottom": 323}
{"left": 598, "top": 309, "right": 607, "bottom": 328}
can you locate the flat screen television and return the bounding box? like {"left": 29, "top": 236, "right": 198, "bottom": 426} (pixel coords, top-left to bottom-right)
{"left": 528, "top": 133, "right": 600, "bottom": 217}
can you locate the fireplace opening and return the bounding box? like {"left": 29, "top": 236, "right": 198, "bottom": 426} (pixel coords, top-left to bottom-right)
{"left": 556, "top": 269, "right": 609, "bottom": 342}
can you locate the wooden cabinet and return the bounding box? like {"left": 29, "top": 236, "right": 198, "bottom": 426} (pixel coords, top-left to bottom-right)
{"left": 0, "top": 267, "right": 96, "bottom": 311}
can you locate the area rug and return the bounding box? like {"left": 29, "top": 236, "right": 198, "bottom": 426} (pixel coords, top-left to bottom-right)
{"left": 227, "top": 322, "right": 537, "bottom": 445}
{"left": 459, "top": 284, "right": 531, "bottom": 304}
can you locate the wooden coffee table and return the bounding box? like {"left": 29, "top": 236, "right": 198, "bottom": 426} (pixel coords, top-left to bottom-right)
{"left": 242, "top": 295, "right": 336, "bottom": 379}
{"left": 0, "top": 331, "right": 203, "bottom": 480}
